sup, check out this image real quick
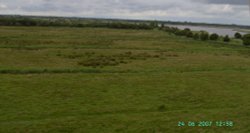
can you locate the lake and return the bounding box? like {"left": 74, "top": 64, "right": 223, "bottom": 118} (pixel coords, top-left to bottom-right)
{"left": 165, "top": 24, "right": 247, "bottom": 37}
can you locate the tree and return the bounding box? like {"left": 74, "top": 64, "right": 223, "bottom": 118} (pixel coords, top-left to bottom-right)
{"left": 242, "top": 34, "right": 250, "bottom": 46}
{"left": 150, "top": 20, "right": 158, "bottom": 28}
{"left": 234, "top": 32, "right": 242, "bottom": 39}
{"left": 223, "top": 35, "right": 230, "bottom": 42}
{"left": 200, "top": 32, "right": 209, "bottom": 41}
{"left": 193, "top": 33, "right": 200, "bottom": 40}
{"left": 210, "top": 33, "right": 219, "bottom": 40}
{"left": 170, "top": 27, "right": 179, "bottom": 34}
{"left": 186, "top": 31, "right": 193, "bottom": 38}
{"left": 184, "top": 28, "right": 191, "bottom": 33}
{"left": 182, "top": 28, "right": 191, "bottom": 36}
{"left": 174, "top": 29, "right": 185, "bottom": 36}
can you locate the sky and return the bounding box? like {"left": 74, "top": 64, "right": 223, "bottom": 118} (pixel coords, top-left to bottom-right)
{"left": 0, "top": 0, "right": 249, "bottom": 25}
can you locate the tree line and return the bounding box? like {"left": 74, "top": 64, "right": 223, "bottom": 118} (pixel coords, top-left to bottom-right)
{"left": 159, "top": 25, "right": 250, "bottom": 46}
{"left": 0, "top": 17, "right": 153, "bottom": 30}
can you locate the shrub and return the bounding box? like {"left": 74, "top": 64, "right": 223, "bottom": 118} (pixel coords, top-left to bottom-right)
{"left": 183, "top": 28, "right": 191, "bottom": 34}
{"left": 186, "top": 31, "right": 193, "bottom": 38}
{"left": 170, "top": 27, "right": 180, "bottom": 34}
{"left": 184, "top": 28, "right": 191, "bottom": 32}
{"left": 210, "top": 33, "right": 219, "bottom": 40}
{"left": 200, "top": 32, "right": 209, "bottom": 41}
{"left": 234, "top": 32, "right": 242, "bottom": 39}
{"left": 162, "top": 26, "right": 171, "bottom": 32}
{"left": 193, "top": 33, "right": 200, "bottom": 40}
{"left": 242, "top": 34, "right": 250, "bottom": 46}
{"left": 175, "top": 30, "right": 187, "bottom": 36}
{"left": 223, "top": 35, "right": 230, "bottom": 42}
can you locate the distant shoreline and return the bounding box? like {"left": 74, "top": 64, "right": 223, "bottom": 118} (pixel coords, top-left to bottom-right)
{"left": 0, "top": 14, "right": 250, "bottom": 30}
{"left": 165, "top": 24, "right": 248, "bottom": 37}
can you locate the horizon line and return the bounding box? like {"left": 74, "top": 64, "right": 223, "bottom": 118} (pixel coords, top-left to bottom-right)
{"left": 0, "top": 14, "right": 250, "bottom": 27}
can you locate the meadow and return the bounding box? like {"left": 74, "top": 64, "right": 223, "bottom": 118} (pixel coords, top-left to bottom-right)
{"left": 0, "top": 26, "right": 250, "bottom": 133}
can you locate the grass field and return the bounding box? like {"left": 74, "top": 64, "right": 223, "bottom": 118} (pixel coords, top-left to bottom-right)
{"left": 0, "top": 26, "right": 250, "bottom": 133}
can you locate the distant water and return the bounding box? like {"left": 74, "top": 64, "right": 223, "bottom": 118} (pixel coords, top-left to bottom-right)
{"left": 166, "top": 24, "right": 247, "bottom": 37}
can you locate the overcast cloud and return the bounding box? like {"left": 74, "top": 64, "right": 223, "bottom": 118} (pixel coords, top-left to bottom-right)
{"left": 0, "top": 0, "right": 249, "bottom": 25}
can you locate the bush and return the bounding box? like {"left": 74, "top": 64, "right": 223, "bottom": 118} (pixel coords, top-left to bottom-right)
{"left": 175, "top": 29, "right": 186, "bottom": 36}
{"left": 210, "top": 33, "right": 219, "bottom": 40}
{"left": 182, "top": 28, "right": 192, "bottom": 37}
{"left": 171, "top": 27, "right": 180, "bottom": 34}
{"left": 192, "top": 33, "right": 199, "bottom": 40}
{"left": 242, "top": 34, "right": 250, "bottom": 46}
{"left": 200, "top": 32, "right": 209, "bottom": 41}
{"left": 234, "top": 32, "right": 242, "bottom": 39}
{"left": 183, "top": 28, "right": 191, "bottom": 33}
{"left": 223, "top": 35, "right": 230, "bottom": 42}
{"left": 186, "top": 31, "right": 193, "bottom": 38}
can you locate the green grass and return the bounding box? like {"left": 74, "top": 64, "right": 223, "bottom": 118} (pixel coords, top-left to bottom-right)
{"left": 0, "top": 26, "right": 250, "bottom": 133}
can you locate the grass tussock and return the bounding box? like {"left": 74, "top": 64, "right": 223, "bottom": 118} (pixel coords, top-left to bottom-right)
{"left": 77, "top": 51, "right": 162, "bottom": 67}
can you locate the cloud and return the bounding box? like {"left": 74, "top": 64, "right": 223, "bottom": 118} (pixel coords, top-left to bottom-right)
{"left": 0, "top": 0, "right": 249, "bottom": 25}
{"left": 203, "top": 0, "right": 248, "bottom": 5}
{"left": 0, "top": 3, "right": 7, "bottom": 10}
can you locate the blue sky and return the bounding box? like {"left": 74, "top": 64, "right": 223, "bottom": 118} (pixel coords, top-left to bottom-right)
{"left": 0, "top": 0, "right": 249, "bottom": 25}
